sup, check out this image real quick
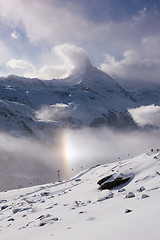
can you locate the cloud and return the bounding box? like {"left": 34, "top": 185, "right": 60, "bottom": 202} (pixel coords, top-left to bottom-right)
{"left": 1, "top": 125, "right": 160, "bottom": 191}
{"left": 1, "top": 122, "right": 160, "bottom": 191}
{"left": 100, "top": 49, "right": 160, "bottom": 88}
{"left": 54, "top": 44, "right": 91, "bottom": 69}
{"left": 11, "top": 30, "right": 20, "bottom": 39}
{"left": 0, "top": 0, "right": 157, "bottom": 51}
{"left": 0, "top": 1, "right": 160, "bottom": 86}
{"left": 142, "top": 34, "right": 160, "bottom": 58}
{"left": 132, "top": 7, "right": 147, "bottom": 23}
{"left": 61, "top": 127, "right": 160, "bottom": 172}
{"left": 39, "top": 65, "right": 70, "bottom": 79}
{"left": 6, "top": 44, "right": 91, "bottom": 79}
{"left": 39, "top": 43, "right": 91, "bottom": 79}
{"left": 36, "top": 104, "right": 70, "bottom": 122}
{"left": 7, "top": 59, "right": 35, "bottom": 71}
{"left": 0, "top": 40, "right": 12, "bottom": 65}
{"left": 0, "top": 0, "right": 94, "bottom": 45}
{"left": 128, "top": 105, "right": 160, "bottom": 127}
{"left": 0, "top": 132, "right": 66, "bottom": 191}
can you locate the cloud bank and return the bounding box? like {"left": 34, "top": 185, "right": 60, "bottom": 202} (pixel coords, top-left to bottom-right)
{"left": 1, "top": 126, "right": 160, "bottom": 192}
{"left": 101, "top": 45, "right": 160, "bottom": 88}
{"left": 0, "top": 132, "right": 65, "bottom": 191}
{"left": 128, "top": 105, "right": 160, "bottom": 127}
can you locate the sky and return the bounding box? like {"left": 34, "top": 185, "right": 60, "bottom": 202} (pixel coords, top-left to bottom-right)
{"left": 0, "top": 0, "right": 160, "bottom": 87}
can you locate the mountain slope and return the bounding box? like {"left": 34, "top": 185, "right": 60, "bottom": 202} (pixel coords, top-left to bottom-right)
{"left": 0, "top": 65, "right": 138, "bottom": 136}
{"left": 130, "top": 87, "right": 160, "bottom": 106}
{"left": 0, "top": 149, "right": 160, "bottom": 240}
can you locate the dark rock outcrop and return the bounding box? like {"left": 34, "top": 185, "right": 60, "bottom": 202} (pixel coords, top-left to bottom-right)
{"left": 97, "top": 175, "right": 113, "bottom": 185}
{"left": 97, "top": 173, "right": 131, "bottom": 190}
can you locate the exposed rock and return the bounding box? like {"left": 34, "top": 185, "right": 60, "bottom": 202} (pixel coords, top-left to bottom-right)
{"left": 8, "top": 218, "right": 15, "bottom": 221}
{"left": 12, "top": 208, "right": 21, "bottom": 214}
{"left": 125, "top": 192, "right": 135, "bottom": 198}
{"left": 97, "top": 173, "right": 131, "bottom": 190}
{"left": 38, "top": 214, "right": 50, "bottom": 220}
{"left": 137, "top": 186, "right": 145, "bottom": 192}
{"left": 39, "top": 222, "right": 46, "bottom": 227}
{"left": 118, "top": 188, "right": 125, "bottom": 192}
{"left": 97, "top": 190, "right": 114, "bottom": 202}
{"left": 125, "top": 209, "right": 132, "bottom": 214}
{"left": 97, "top": 175, "right": 113, "bottom": 185}
{"left": 75, "top": 179, "right": 81, "bottom": 182}
{"left": 41, "top": 192, "right": 50, "bottom": 197}
{"left": 78, "top": 211, "right": 86, "bottom": 214}
{"left": 141, "top": 194, "right": 149, "bottom": 199}
{"left": 1, "top": 205, "right": 8, "bottom": 210}
{"left": 52, "top": 217, "right": 58, "bottom": 221}
{"left": 0, "top": 200, "right": 7, "bottom": 204}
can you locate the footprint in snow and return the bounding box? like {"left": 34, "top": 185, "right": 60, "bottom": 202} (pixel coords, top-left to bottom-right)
{"left": 66, "top": 227, "right": 72, "bottom": 230}
{"left": 39, "top": 217, "right": 59, "bottom": 227}
{"left": 86, "top": 216, "right": 96, "bottom": 221}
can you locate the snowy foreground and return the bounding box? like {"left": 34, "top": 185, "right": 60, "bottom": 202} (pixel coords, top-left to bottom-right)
{"left": 0, "top": 150, "right": 160, "bottom": 240}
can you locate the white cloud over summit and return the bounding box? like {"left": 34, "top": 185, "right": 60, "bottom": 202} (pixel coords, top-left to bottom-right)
{"left": 54, "top": 44, "right": 91, "bottom": 70}
{"left": 6, "top": 44, "right": 91, "bottom": 79}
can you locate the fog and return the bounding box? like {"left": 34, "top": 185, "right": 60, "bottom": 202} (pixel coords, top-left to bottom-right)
{"left": 63, "top": 127, "right": 160, "bottom": 168}
{"left": 0, "top": 133, "right": 65, "bottom": 191}
{"left": 0, "top": 127, "right": 160, "bottom": 192}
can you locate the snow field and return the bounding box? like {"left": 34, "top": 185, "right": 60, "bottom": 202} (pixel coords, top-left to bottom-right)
{"left": 0, "top": 150, "right": 160, "bottom": 239}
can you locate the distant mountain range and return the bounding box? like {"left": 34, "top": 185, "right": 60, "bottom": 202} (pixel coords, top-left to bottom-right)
{"left": 0, "top": 64, "right": 160, "bottom": 137}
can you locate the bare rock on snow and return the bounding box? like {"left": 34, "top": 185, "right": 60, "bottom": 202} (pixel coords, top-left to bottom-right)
{"left": 137, "top": 186, "right": 145, "bottom": 192}
{"left": 141, "top": 194, "right": 149, "bottom": 199}
{"left": 125, "top": 192, "right": 135, "bottom": 199}
{"left": 97, "top": 190, "right": 114, "bottom": 202}
{"left": 97, "top": 175, "right": 113, "bottom": 185}
{"left": 125, "top": 208, "right": 132, "bottom": 214}
{"left": 8, "top": 218, "right": 15, "bottom": 221}
{"left": 118, "top": 188, "right": 125, "bottom": 192}
{"left": 1, "top": 205, "right": 8, "bottom": 210}
{"left": 12, "top": 208, "right": 21, "bottom": 214}
{"left": 97, "top": 173, "right": 131, "bottom": 190}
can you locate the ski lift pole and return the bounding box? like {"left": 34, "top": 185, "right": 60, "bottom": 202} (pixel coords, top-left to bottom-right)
{"left": 57, "top": 170, "right": 61, "bottom": 182}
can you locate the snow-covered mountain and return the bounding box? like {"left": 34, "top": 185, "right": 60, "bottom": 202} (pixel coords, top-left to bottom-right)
{"left": 0, "top": 65, "right": 138, "bottom": 137}
{"left": 0, "top": 149, "right": 160, "bottom": 240}
{"left": 130, "top": 87, "right": 160, "bottom": 106}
